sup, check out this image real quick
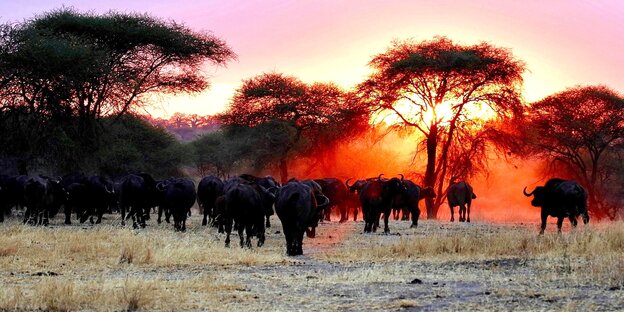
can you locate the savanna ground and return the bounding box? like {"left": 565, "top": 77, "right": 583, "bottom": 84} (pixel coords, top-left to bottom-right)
{"left": 0, "top": 210, "right": 622, "bottom": 311}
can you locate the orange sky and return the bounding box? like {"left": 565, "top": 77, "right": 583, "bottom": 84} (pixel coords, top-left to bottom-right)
{"left": 2, "top": 0, "right": 623, "bottom": 117}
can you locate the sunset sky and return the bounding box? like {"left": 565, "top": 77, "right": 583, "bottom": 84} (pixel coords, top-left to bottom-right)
{"left": 1, "top": 0, "right": 622, "bottom": 118}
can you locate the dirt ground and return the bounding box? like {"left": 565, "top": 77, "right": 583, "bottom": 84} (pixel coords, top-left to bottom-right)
{"left": 0, "top": 212, "right": 622, "bottom": 311}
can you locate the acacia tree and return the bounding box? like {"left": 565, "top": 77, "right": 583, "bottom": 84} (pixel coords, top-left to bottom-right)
{"left": 221, "top": 72, "right": 368, "bottom": 183}
{"left": 523, "top": 86, "right": 624, "bottom": 219}
{"left": 0, "top": 8, "right": 234, "bottom": 170}
{"left": 359, "top": 37, "right": 525, "bottom": 218}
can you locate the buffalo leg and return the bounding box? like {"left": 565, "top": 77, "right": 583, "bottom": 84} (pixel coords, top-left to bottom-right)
{"left": 131, "top": 213, "right": 138, "bottom": 229}
{"left": 157, "top": 206, "right": 163, "bottom": 224}
{"left": 65, "top": 206, "right": 72, "bottom": 225}
{"left": 459, "top": 204, "right": 466, "bottom": 222}
{"left": 140, "top": 208, "right": 148, "bottom": 228}
{"left": 202, "top": 206, "right": 208, "bottom": 226}
{"left": 450, "top": 206, "right": 455, "bottom": 222}
{"left": 224, "top": 220, "right": 232, "bottom": 248}
{"left": 265, "top": 216, "right": 271, "bottom": 228}
{"left": 96, "top": 209, "right": 103, "bottom": 224}
{"left": 282, "top": 222, "right": 294, "bottom": 255}
{"left": 306, "top": 226, "right": 316, "bottom": 238}
{"left": 245, "top": 224, "right": 253, "bottom": 248}
{"left": 556, "top": 217, "right": 564, "bottom": 233}
{"left": 466, "top": 203, "right": 471, "bottom": 223}
{"left": 401, "top": 207, "right": 410, "bottom": 221}
{"left": 42, "top": 209, "right": 49, "bottom": 226}
{"left": 410, "top": 207, "right": 420, "bottom": 228}
{"left": 297, "top": 228, "right": 305, "bottom": 255}
{"left": 256, "top": 220, "right": 265, "bottom": 247}
{"left": 383, "top": 210, "right": 390, "bottom": 233}
{"left": 539, "top": 211, "right": 548, "bottom": 234}
{"left": 569, "top": 215, "right": 578, "bottom": 228}
{"left": 238, "top": 223, "right": 246, "bottom": 248}
{"left": 121, "top": 205, "right": 126, "bottom": 226}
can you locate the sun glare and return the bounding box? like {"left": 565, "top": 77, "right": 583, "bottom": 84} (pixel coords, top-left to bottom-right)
{"left": 379, "top": 99, "right": 498, "bottom": 128}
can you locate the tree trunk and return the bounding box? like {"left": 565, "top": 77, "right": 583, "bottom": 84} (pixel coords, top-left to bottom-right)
{"left": 424, "top": 124, "right": 438, "bottom": 219}
{"left": 279, "top": 158, "right": 289, "bottom": 185}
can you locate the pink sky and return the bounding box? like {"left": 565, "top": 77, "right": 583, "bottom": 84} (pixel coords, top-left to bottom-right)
{"left": 2, "top": 0, "right": 623, "bottom": 117}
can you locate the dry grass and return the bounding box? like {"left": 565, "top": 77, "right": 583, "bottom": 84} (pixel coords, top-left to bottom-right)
{"left": 0, "top": 217, "right": 622, "bottom": 310}
{"left": 318, "top": 222, "right": 624, "bottom": 262}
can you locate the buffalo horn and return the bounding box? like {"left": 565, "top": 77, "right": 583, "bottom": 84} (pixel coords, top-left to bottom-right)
{"left": 523, "top": 187, "right": 534, "bottom": 197}
{"left": 316, "top": 195, "right": 330, "bottom": 208}
{"left": 156, "top": 182, "right": 167, "bottom": 191}
{"left": 345, "top": 178, "right": 353, "bottom": 188}
{"left": 104, "top": 184, "right": 114, "bottom": 194}
{"left": 398, "top": 173, "right": 404, "bottom": 181}
{"left": 378, "top": 173, "right": 385, "bottom": 180}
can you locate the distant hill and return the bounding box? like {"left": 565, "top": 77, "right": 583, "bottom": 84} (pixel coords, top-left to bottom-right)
{"left": 143, "top": 113, "right": 220, "bottom": 142}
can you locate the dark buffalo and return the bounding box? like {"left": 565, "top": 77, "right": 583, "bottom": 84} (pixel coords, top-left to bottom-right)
{"left": 119, "top": 174, "right": 155, "bottom": 228}
{"left": 222, "top": 181, "right": 271, "bottom": 248}
{"left": 23, "top": 176, "right": 60, "bottom": 226}
{"left": 359, "top": 174, "right": 407, "bottom": 233}
{"left": 275, "top": 180, "right": 327, "bottom": 256}
{"left": 213, "top": 176, "right": 246, "bottom": 233}
{"left": 197, "top": 176, "right": 224, "bottom": 226}
{"left": 345, "top": 178, "right": 371, "bottom": 221}
{"left": 240, "top": 174, "right": 279, "bottom": 227}
{"left": 314, "top": 178, "right": 350, "bottom": 223}
{"left": 137, "top": 173, "right": 158, "bottom": 220}
{"left": 523, "top": 178, "right": 590, "bottom": 234}
{"left": 65, "top": 183, "right": 89, "bottom": 224}
{"left": 157, "top": 178, "right": 196, "bottom": 232}
{"left": 447, "top": 181, "right": 477, "bottom": 222}
{"left": 300, "top": 179, "right": 330, "bottom": 234}
{"left": 64, "top": 175, "right": 114, "bottom": 224}
{"left": 392, "top": 181, "right": 436, "bottom": 228}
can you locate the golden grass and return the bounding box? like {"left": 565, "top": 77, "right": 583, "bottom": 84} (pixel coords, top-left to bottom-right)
{"left": 317, "top": 221, "right": 624, "bottom": 288}
{"left": 0, "top": 218, "right": 622, "bottom": 310}
{"left": 317, "top": 222, "right": 624, "bottom": 262}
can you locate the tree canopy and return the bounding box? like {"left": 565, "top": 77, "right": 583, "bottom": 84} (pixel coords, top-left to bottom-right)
{"left": 220, "top": 72, "right": 369, "bottom": 182}
{"left": 359, "top": 36, "right": 526, "bottom": 218}
{"left": 0, "top": 8, "right": 234, "bottom": 174}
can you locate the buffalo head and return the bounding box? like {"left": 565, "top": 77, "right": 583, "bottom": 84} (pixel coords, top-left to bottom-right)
{"left": 421, "top": 186, "right": 436, "bottom": 199}
{"left": 523, "top": 186, "right": 545, "bottom": 207}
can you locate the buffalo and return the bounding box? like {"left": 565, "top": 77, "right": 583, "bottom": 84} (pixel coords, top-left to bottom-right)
{"left": 119, "top": 174, "right": 156, "bottom": 228}
{"left": 392, "top": 181, "right": 436, "bottom": 228}
{"left": 314, "top": 178, "right": 350, "bottom": 223}
{"left": 197, "top": 175, "right": 224, "bottom": 226}
{"left": 345, "top": 178, "right": 371, "bottom": 221}
{"left": 65, "top": 175, "right": 115, "bottom": 224}
{"left": 156, "top": 178, "right": 196, "bottom": 232}
{"left": 300, "top": 179, "right": 331, "bottom": 234}
{"left": 447, "top": 181, "right": 477, "bottom": 222}
{"left": 523, "top": 178, "right": 590, "bottom": 234}
{"left": 359, "top": 174, "right": 407, "bottom": 233}
{"left": 22, "top": 176, "right": 64, "bottom": 225}
{"left": 239, "top": 174, "right": 279, "bottom": 227}
{"left": 222, "top": 181, "right": 270, "bottom": 248}
{"left": 275, "top": 180, "right": 329, "bottom": 256}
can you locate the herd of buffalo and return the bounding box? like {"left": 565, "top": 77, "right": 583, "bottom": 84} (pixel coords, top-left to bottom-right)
{"left": 0, "top": 173, "right": 590, "bottom": 255}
